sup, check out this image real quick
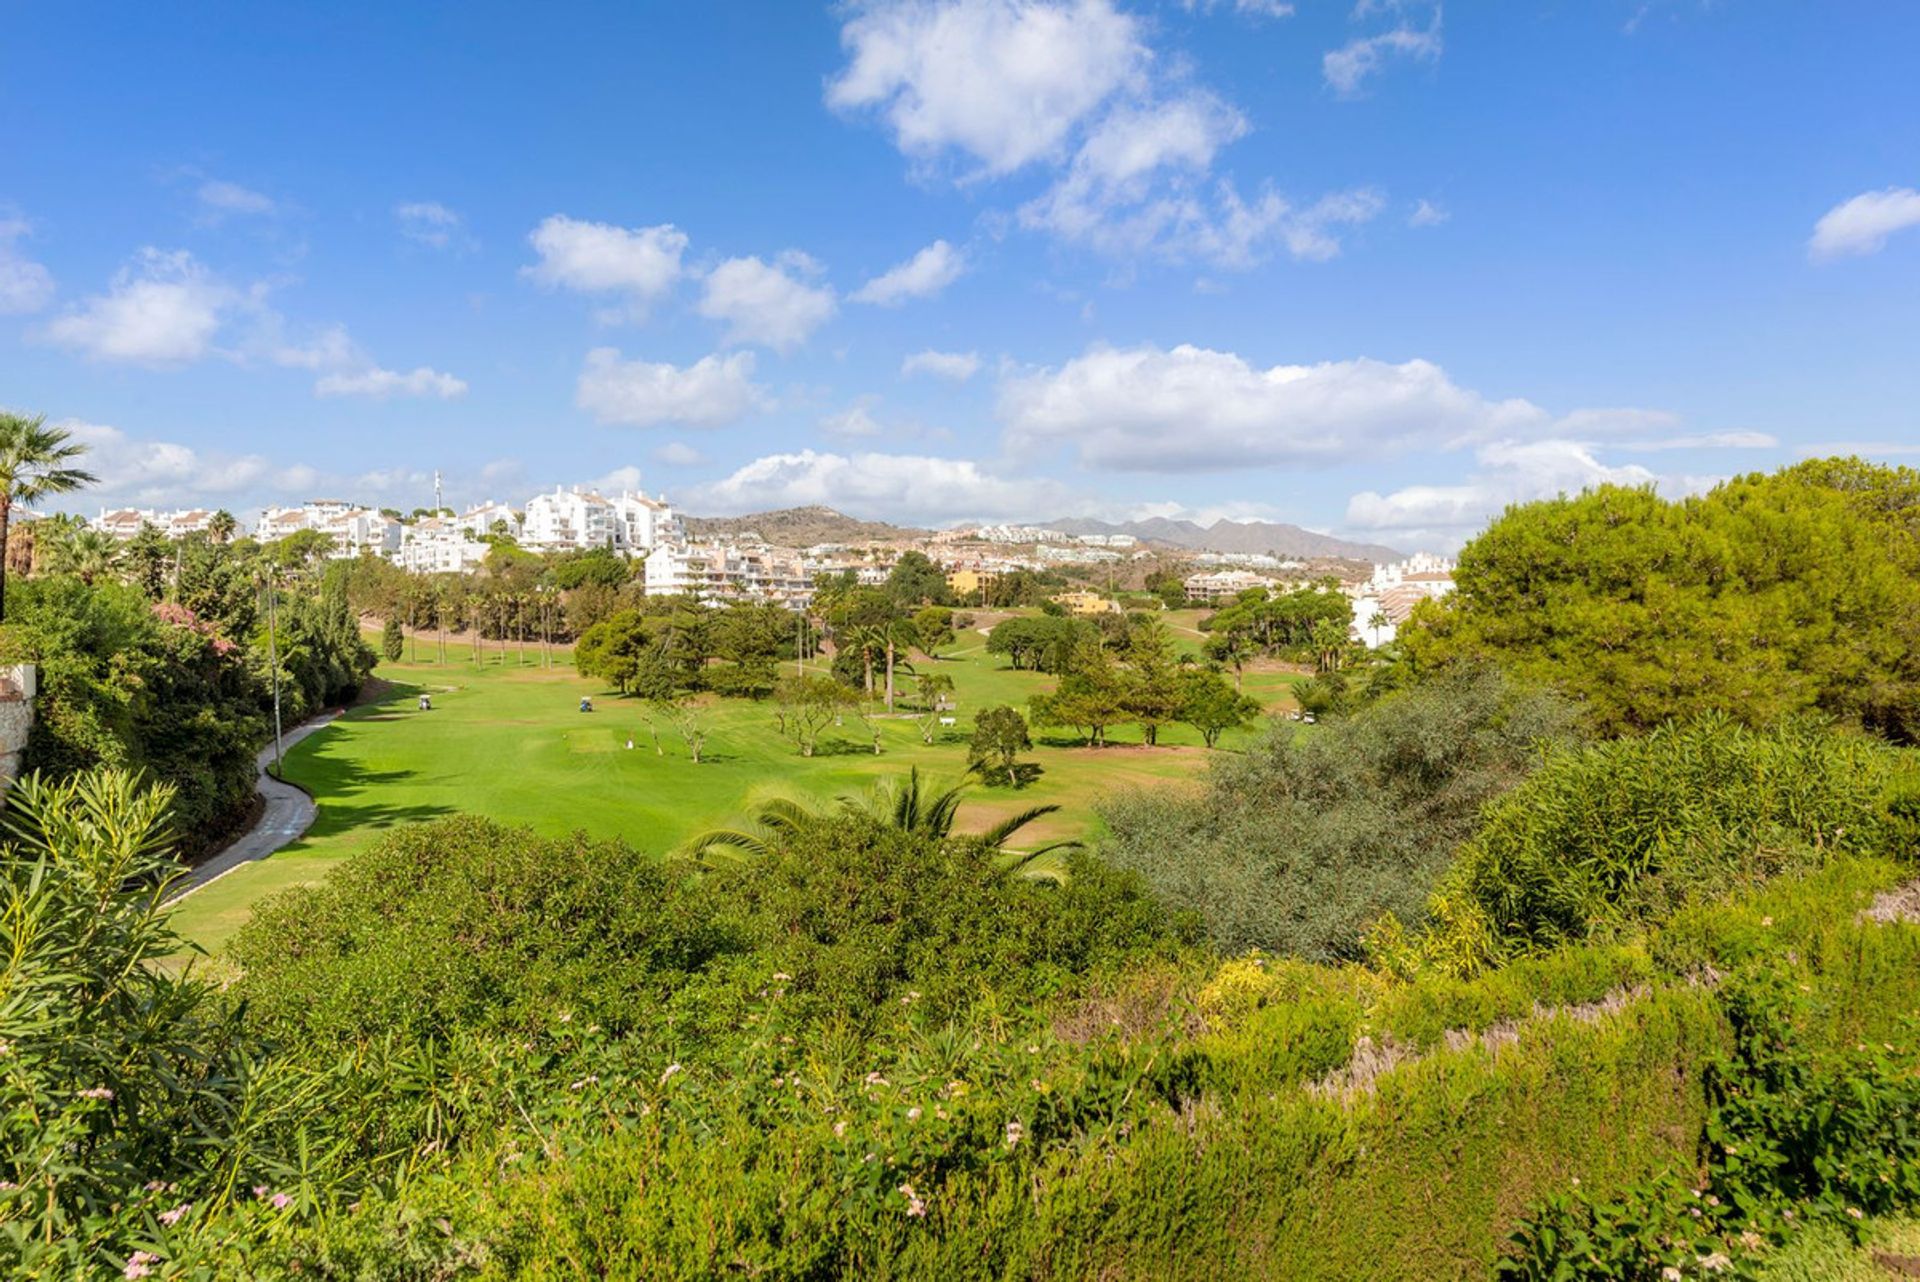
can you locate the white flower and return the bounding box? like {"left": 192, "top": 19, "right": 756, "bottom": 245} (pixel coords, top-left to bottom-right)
{"left": 1004, "top": 1120, "right": 1024, "bottom": 1149}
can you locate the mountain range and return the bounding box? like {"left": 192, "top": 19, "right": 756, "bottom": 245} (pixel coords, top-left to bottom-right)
{"left": 681, "top": 506, "right": 1402, "bottom": 564}
{"left": 1040, "top": 516, "right": 1402, "bottom": 563}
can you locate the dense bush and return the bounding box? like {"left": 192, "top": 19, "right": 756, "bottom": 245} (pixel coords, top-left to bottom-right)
{"left": 1411, "top": 717, "right": 1908, "bottom": 973}
{"left": 1100, "top": 667, "right": 1584, "bottom": 961}
{"left": 232, "top": 809, "right": 1183, "bottom": 1056}
{"left": 1407, "top": 460, "right": 1920, "bottom": 741}
{"left": 1, "top": 577, "right": 269, "bottom": 852}
{"left": 0, "top": 773, "right": 299, "bottom": 1278}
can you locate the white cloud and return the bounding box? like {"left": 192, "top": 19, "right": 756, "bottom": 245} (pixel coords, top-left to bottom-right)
{"left": 0, "top": 217, "right": 55, "bottom": 314}
{"left": 196, "top": 179, "right": 276, "bottom": 220}
{"left": 590, "top": 464, "right": 646, "bottom": 494}
{"left": 1808, "top": 187, "right": 1920, "bottom": 261}
{"left": 396, "top": 201, "right": 475, "bottom": 251}
{"left": 697, "top": 254, "right": 836, "bottom": 351}
{"left": 1408, "top": 198, "right": 1448, "bottom": 227}
{"left": 1621, "top": 430, "right": 1777, "bottom": 452}
{"left": 56, "top": 419, "right": 282, "bottom": 509}
{"left": 654, "top": 441, "right": 705, "bottom": 466}
{"left": 850, "top": 239, "right": 965, "bottom": 305}
{"left": 523, "top": 215, "right": 688, "bottom": 318}
{"left": 827, "top": 0, "right": 1149, "bottom": 179}
{"left": 575, "top": 347, "right": 770, "bottom": 428}
{"left": 999, "top": 343, "right": 1552, "bottom": 471}
{"left": 902, "top": 349, "right": 983, "bottom": 380}
{"left": 1345, "top": 439, "right": 1660, "bottom": 548}
{"left": 686, "top": 448, "right": 1071, "bottom": 523}
{"left": 1017, "top": 95, "right": 1381, "bottom": 265}
{"left": 1182, "top": 0, "right": 1295, "bottom": 17}
{"left": 40, "top": 248, "right": 238, "bottom": 365}
{"left": 820, "top": 401, "right": 887, "bottom": 439}
{"left": 830, "top": 0, "right": 1381, "bottom": 271}
{"left": 315, "top": 366, "right": 467, "bottom": 399}
{"left": 1323, "top": 19, "right": 1443, "bottom": 97}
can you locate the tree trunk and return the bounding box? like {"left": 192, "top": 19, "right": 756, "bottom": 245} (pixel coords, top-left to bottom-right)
{"left": 884, "top": 639, "right": 896, "bottom": 711}
{"left": 0, "top": 497, "right": 11, "bottom": 625}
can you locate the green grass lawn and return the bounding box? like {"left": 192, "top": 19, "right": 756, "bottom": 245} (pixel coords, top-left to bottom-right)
{"left": 169, "top": 636, "right": 1300, "bottom": 952}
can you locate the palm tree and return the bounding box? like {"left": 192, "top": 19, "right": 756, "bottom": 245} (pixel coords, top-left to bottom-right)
{"left": 1369, "top": 610, "right": 1389, "bottom": 647}
{"left": 687, "top": 767, "right": 1078, "bottom": 879}
{"left": 208, "top": 509, "right": 237, "bottom": 544}
{"left": 50, "top": 527, "right": 121, "bottom": 585}
{"left": 0, "top": 413, "right": 96, "bottom": 623}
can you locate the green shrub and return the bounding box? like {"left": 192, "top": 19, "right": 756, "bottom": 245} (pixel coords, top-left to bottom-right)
{"left": 1099, "top": 667, "right": 1583, "bottom": 962}
{"left": 1421, "top": 718, "right": 1906, "bottom": 972}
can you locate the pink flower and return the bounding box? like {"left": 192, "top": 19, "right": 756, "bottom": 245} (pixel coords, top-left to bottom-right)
{"left": 898, "top": 1183, "right": 927, "bottom": 1218}
{"left": 271, "top": 1192, "right": 292, "bottom": 1210}
{"left": 158, "top": 1202, "right": 191, "bottom": 1227}
{"left": 1847, "top": 1206, "right": 1864, "bottom": 1220}
{"left": 252, "top": 1185, "right": 269, "bottom": 1199}
{"left": 1004, "top": 1121, "right": 1024, "bottom": 1149}
{"left": 124, "top": 1251, "right": 159, "bottom": 1280}
{"left": 78, "top": 1086, "right": 115, "bottom": 1101}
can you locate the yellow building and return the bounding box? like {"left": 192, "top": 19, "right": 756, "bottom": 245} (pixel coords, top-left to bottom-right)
{"left": 1052, "top": 590, "right": 1118, "bottom": 616}
{"left": 946, "top": 567, "right": 998, "bottom": 600}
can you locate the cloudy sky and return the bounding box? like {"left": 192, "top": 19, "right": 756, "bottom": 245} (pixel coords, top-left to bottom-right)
{"left": 4, "top": 1, "right": 1917, "bottom": 548}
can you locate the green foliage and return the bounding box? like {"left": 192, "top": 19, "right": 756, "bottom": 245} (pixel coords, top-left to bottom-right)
{"left": 986, "top": 615, "right": 1093, "bottom": 673}
{"left": 1498, "top": 968, "right": 1920, "bottom": 1280}
{"left": 0, "top": 772, "right": 301, "bottom": 1278}
{"left": 1420, "top": 718, "right": 1906, "bottom": 972}
{"left": 970, "top": 704, "right": 1032, "bottom": 786}
{"left": 381, "top": 614, "right": 405, "bottom": 661}
{"left": 1101, "top": 667, "right": 1584, "bottom": 961}
{"left": 1407, "top": 461, "right": 1920, "bottom": 741}
{"left": 549, "top": 547, "right": 634, "bottom": 590}
{"left": 885, "top": 551, "right": 952, "bottom": 606}
{"left": 771, "top": 673, "right": 859, "bottom": 757}
{"left": 1202, "top": 585, "right": 1352, "bottom": 668}
{"left": 1, "top": 577, "right": 269, "bottom": 854}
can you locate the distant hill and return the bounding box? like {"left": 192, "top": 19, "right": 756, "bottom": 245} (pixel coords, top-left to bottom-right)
{"left": 681, "top": 505, "right": 925, "bottom": 547}
{"left": 1041, "top": 516, "right": 1402, "bottom": 564}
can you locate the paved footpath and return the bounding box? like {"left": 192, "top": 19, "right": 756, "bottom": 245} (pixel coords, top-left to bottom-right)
{"left": 165, "top": 713, "right": 339, "bottom": 903}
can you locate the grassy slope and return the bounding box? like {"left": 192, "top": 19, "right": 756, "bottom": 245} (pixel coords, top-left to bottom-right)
{"left": 169, "top": 628, "right": 1300, "bottom": 951}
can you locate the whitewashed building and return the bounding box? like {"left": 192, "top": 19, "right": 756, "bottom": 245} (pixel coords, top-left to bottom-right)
{"left": 317, "top": 508, "right": 403, "bottom": 559}
{"left": 454, "top": 500, "right": 521, "bottom": 542}
{"left": 646, "top": 543, "right": 812, "bottom": 608}
{"left": 1347, "top": 553, "right": 1456, "bottom": 648}
{"left": 1184, "top": 569, "right": 1277, "bottom": 604}
{"left": 91, "top": 507, "right": 225, "bottom": 540}
{"left": 397, "top": 518, "right": 489, "bottom": 574}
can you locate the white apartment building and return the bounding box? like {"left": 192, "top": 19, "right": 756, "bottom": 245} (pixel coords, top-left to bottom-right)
{"left": 91, "top": 507, "right": 224, "bottom": 540}
{"left": 1184, "top": 569, "right": 1277, "bottom": 604}
{"left": 317, "top": 508, "right": 403, "bottom": 559}
{"left": 257, "top": 500, "right": 357, "bottom": 543}
{"left": 454, "top": 500, "right": 522, "bottom": 542}
{"left": 521, "top": 488, "right": 680, "bottom": 554}
{"left": 1347, "top": 553, "right": 1456, "bottom": 648}
{"left": 646, "top": 543, "right": 813, "bottom": 608}
{"left": 396, "top": 518, "right": 489, "bottom": 575}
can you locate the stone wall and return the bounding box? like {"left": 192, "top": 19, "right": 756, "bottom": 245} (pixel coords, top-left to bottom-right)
{"left": 0, "top": 664, "right": 36, "bottom": 791}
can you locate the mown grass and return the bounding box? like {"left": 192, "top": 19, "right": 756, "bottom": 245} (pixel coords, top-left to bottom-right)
{"left": 168, "top": 631, "right": 1301, "bottom": 951}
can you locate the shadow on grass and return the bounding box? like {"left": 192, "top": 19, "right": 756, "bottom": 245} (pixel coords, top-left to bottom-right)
{"left": 969, "top": 761, "right": 1045, "bottom": 790}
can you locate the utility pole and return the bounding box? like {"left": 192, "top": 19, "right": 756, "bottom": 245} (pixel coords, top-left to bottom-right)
{"left": 264, "top": 567, "right": 284, "bottom": 777}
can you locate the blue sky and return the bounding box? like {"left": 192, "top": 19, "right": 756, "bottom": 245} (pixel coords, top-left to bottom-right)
{"left": 3, "top": 0, "right": 1917, "bottom": 546}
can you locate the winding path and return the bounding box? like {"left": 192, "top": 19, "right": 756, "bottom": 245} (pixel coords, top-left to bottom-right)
{"left": 165, "top": 713, "right": 339, "bottom": 903}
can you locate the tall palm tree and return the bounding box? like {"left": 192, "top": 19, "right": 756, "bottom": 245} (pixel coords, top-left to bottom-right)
{"left": 687, "top": 767, "right": 1078, "bottom": 880}
{"left": 208, "top": 509, "right": 237, "bottom": 544}
{"left": 0, "top": 414, "right": 96, "bottom": 623}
